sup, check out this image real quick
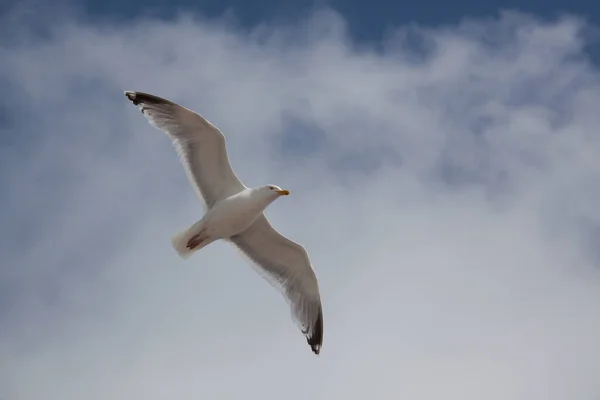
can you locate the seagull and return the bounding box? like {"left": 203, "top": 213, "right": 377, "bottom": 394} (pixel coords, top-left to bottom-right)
{"left": 124, "top": 91, "right": 324, "bottom": 355}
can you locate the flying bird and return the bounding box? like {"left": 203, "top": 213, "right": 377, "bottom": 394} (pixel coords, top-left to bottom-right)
{"left": 124, "top": 91, "right": 323, "bottom": 355}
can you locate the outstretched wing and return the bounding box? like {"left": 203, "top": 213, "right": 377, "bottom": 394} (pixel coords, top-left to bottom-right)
{"left": 125, "top": 91, "right": 247, "bottom": 209}
{"left": 229, "top": 214, "right": 324, "bottom": 354}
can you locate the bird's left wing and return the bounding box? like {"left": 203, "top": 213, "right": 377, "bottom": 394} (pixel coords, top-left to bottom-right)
{"left": 229, "top": 214, "right": 324, "bottom": 354}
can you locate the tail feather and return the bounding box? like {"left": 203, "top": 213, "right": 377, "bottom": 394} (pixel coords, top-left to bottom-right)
{"left": 171, "top": 229, "right": 196, "bottom": 259}
{"left": 171, "top": 219, "right": 214, "bottom": 259}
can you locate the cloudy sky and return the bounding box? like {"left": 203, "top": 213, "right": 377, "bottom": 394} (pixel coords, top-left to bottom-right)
{"left": 2, "top": 0, "right": 600, "bottom": 399}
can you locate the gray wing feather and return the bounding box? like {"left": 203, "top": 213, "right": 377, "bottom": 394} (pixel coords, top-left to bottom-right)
{"left": 230, "top": 214, "right": 324, "bottom": 354}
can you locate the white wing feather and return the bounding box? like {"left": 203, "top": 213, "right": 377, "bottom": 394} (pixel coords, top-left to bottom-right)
{"left": 124, "top": 91, "right": 247, "bottom": 209}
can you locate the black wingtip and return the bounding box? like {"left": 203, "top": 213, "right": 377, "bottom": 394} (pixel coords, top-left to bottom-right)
{"left": 124, "top": 91, "right": 174, "bottom": 106}
{"left": 307, "top": 305, "right": 323, "bottom": 355}
{"left": 124, "top": 91, "right": 139, "bottom": 104}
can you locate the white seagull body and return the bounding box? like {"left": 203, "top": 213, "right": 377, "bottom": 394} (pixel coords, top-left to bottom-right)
{"left": 124, "top": 91, "right": 324, "bottom": 354}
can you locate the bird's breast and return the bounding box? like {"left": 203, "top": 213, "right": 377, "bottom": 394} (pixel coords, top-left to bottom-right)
{"left": 205, "top": 195, "right": 266, "bottom": 237}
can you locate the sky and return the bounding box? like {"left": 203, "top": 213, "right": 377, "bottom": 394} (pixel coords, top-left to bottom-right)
{"left": 2, "top": 1, "right": 600, "bottom": 399}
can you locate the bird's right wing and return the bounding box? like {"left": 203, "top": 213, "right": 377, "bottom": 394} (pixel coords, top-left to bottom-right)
{"left": 229, "top": 214, "right": 324, "bottom": 354}
{"left": 125, "top": 91, "right": 247, "bottom": 209}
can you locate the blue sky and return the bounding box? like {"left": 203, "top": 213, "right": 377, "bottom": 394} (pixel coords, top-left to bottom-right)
{"left": 3, "top": 0, "right": 600, "bottom": 41}
{"left": 35, "top": 0, "right": 600, "bottom": 38}
{"left": 3, "top": 1, "right": 600, "bottom": 399}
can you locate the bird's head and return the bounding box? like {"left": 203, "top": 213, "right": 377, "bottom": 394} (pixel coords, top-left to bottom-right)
{"left": 262, "top": 184, "right": 290, "bottom": 197}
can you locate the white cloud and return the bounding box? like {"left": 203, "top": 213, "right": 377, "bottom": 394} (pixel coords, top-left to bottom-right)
{"left": 1, "top": 7, "right": 600, "bottom": 400}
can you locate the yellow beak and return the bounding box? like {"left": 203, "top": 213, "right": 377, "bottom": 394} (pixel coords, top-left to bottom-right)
{"left": 277, "top": 189, "right": 290, "bottom": 196}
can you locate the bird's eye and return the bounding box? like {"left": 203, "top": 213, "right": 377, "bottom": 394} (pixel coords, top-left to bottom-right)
{"left": 268, "top": 186, "right": 275, "bottom": 190}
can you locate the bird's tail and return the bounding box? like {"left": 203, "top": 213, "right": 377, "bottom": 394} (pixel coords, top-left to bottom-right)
{"left": 171, "top": 219, "right": 215, "bottom": 259}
